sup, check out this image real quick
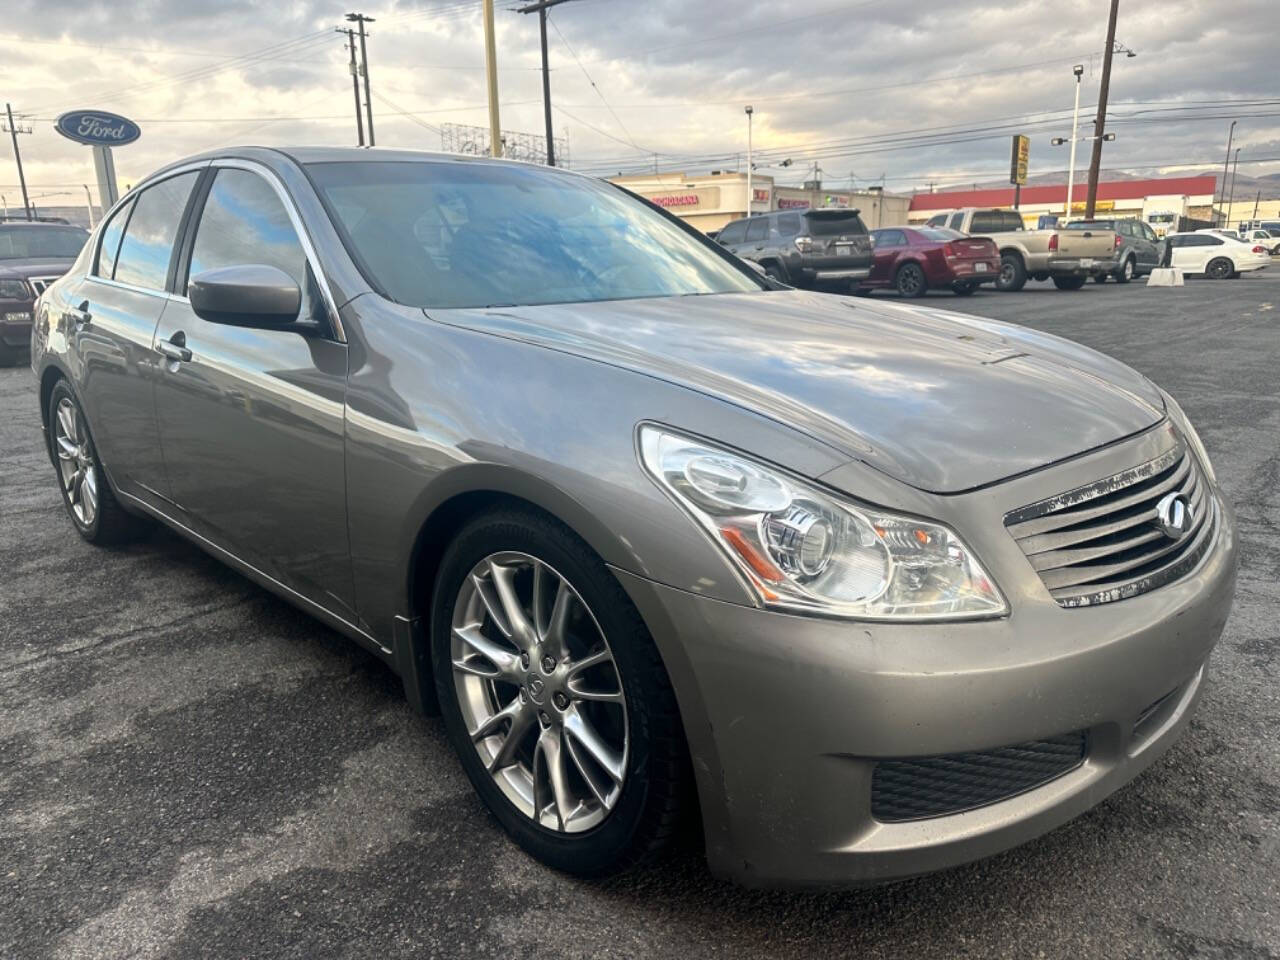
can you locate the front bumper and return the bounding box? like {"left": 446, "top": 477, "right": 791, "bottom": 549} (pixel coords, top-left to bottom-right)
{"left": 615, "top": 448, "right": 1237, "bottom": 888}
{"left": 0, "top": 300, "right": 34, "bottom": 348}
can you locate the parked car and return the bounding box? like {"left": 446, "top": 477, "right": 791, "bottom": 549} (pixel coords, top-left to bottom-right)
{"left": 1064, "top": 218, "right": 1161, "bottom": 283}
{"left": 927, "top": 208, "right": 1117, "bottom": 291}
{"left": 1164, "top": 231, "right": 1272, "bottom": 279}
{"left": 1237, "top": 219, "right": 1280, "bottom": 239}
{"left": 1237, "top": 228, "right": 1280, "bottom": 255}
{"left": 32, "top": 147, "right": 1236, "bottom": 888}
{"left": 0, "top": 221, "right": 89, "bottom": 364}
{"left": 716, "top": 208, "right": 871, "bottom": 289}
{"left": 859, "top": 226, "right": 1000, "bottom": 297}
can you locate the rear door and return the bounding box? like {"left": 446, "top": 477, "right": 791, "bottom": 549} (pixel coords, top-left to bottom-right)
{"left": 1132, "top": 221, "right": 1161, "bottom": 270}
{"left": 152, "top": 160, "right": 355, "bottom": 618}
{"left": 744, "top": 216, "right": 769, "bottom": 258}
{"left": 72, "top": 168, "right": 202, "bottom": 504}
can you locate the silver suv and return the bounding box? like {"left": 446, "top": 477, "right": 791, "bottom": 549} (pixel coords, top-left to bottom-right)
{"left": 716, "top": 208, "right": 872, "bottom": 289}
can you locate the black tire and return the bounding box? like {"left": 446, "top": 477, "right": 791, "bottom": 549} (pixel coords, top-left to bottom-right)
{"left": 995, "top": 252, "right": 1027, "bottom": 292}
{"left": 951, "top": 281, "right": 976, "bottom": 296}
{"left": 1113, "top": 256, "right": 1135, "bottom": 284}
{"left": 894, "top": 261, "right": 927, "bottom": 298}
{"left": 1093, "top": 273, "right": 1108, "bottom": 284}
{"left": 763, "top": 262, "right": 787, "bottom": 283}
{"left": 430, "top": 507, "right": 690, "bottom": 877}
{"left": 1052, "top": 276, "right": 1088, "bottom": 290}
{"left": 1206, "top": 257, "right": 1233, "bottom": 280}
{"left": 46, "top": 379, "right": 147, "bottom": 545}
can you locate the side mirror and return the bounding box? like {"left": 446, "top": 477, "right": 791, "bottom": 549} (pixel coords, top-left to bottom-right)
{"left": 189, "top": 264, "right": 302, "bottom": 328}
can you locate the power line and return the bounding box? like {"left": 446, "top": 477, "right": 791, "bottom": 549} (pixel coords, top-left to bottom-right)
{"left": 546, "top": 11, "right": 646, "bottom": 155}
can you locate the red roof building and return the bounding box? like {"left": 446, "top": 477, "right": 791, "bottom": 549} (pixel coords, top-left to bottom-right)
{"left": 909, "top": 175, "right": 1217, "bottom": 213}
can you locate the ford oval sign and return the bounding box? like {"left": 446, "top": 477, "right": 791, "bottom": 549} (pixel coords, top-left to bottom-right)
{"left": 54, "top": 110, "right": 141, "bottom": 147}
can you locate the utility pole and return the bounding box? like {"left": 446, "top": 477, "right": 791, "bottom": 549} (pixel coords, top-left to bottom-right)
{"left": 1084, "top": 0, "right": 1119, "bottom": 219}
{"left": 4, "top": 103, "right": 32, "bottom": 221}
{"left": 1213, "top": 122, "right": 1233, "bottom": 227}
{"left": 347, "top": 13, "right": 375, "bottom": 146}
{"left": 1227, "top": 147, "right": 1241, "bottom": 227}
{"left": 482, "top": 0, "right": 502, "bottom": 156}
{"left": 338, "top": 27, "right": 365, "bottom": 146}
{"left": 517, "top": 0, "right": 572, "bottom": 166}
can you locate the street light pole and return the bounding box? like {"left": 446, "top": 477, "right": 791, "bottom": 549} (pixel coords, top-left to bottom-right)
{"left": 1065, "top": 63, "right": 1083, "bottom": 221}
{"left": 745, "top": 105, "right": 753, "bottom": 218}
{"left": 1216, "top": 121, "right": 1237, "bottom": 226}
{"left": 1227, "top": 147, "right": 1241, "bottom": 227}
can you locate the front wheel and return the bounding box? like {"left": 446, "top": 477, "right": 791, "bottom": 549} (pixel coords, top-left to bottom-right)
{"left": 431, "top": 508, "right": 690, "bottom": 877}
{"left": 1206, "top": 257, "right": 1234, "bottom": 280}
{"left": 1052, "top": 276, "right": 1087, "bottom": 290}
{"left": 894, "top": 262, "right": 927, "bottom": 297}
{"left": 995, "top": 252, "right": 1027, "bottom": 292}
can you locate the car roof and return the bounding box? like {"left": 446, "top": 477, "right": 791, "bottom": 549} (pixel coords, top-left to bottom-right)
{"left": 0, "top": 220, "right": 84, "bottom": 229}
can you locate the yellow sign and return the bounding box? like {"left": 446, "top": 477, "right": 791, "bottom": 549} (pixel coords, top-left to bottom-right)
{"left": 1010, "top": 134, "right": 1030, "bottom": 186}
{"left": 1069, "top": 199, "right": 1115, "bottom": 212}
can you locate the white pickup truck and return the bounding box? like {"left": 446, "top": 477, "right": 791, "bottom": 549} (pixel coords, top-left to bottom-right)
{"left": 925, "top": 208, "right": 1121, "bottom": 291}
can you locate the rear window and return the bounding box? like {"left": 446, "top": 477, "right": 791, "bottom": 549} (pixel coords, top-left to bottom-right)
{"left": 918, "top": 228, "right": 963, "bottom": 241}
{"left": 803, "top": 211, "right": 866, "bottom": 236}
{"left": 1064, "top": 220, "right": 1115, "bottom": 231}
{"left": 970, "top": 210, "right": 1023, "bottom": 234}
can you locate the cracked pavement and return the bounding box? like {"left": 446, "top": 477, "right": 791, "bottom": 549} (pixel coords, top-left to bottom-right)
{"left": 2, "top": 273, "right": 1278, "bottom": 959}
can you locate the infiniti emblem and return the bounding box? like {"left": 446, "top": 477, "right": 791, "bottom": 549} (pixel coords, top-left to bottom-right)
{"left": 526, "top": 675, "right": 547, "bottom": 703}
{"left": 1154, "top": 492, "right": 1194, "bottom": 541}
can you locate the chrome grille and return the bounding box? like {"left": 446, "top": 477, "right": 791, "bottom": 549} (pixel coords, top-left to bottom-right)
{"left": 1005, "top": 444, "right": 1217, "bottom": 607}
{"left": 28, "top": 276, "right": 60, "bottom": 296}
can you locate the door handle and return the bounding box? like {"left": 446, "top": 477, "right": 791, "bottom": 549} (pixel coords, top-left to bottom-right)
{"left": 157, "top": 332, "right": 192, "bottom": 363}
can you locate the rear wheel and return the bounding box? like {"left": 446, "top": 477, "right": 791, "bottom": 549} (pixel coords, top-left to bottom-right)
{"left": 431, "top": 508, "right": 690, "bottom": 877}
{"left": 1052, "top": 276, "right": 1087, "bottom": 290}
{"left": 894, "top": 262, "right": 927, "bottom": 297}
{"left": 47, "top": 380, "right": 146, "bottom": 545}
{"left": 1113, "top": 256, "right": 1135, "bottom": 283}
{"left": 995, "top": 252, "right": 1027, "bottom": 292}
{"left": 1206, "top": 257, "right": 1233, "bottom": 280}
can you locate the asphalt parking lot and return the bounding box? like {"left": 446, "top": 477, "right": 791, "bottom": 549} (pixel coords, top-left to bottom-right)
{"left": 2, "top": 272, "right": 1278, "bottom": 960}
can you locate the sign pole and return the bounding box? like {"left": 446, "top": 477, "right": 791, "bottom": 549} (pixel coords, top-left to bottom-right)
{"left": 92, "top": 146, "right": 119, "bottom": 209}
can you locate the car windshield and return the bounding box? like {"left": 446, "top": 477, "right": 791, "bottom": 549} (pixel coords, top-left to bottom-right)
{"left": 0, "top": 225, "right": 89, "bottom": 259}
{"left": 307, "top": 160, "right": 763, "bottom": 309}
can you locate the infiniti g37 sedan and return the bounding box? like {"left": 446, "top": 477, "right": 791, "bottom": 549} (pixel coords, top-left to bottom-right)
{"left": 30, "top": 147, "right": 1237, "bottom": 888}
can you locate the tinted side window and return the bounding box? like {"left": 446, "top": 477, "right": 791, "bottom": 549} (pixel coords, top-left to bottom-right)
{"left": 874, "top": 229, "right": 906, "bottom": 246}
{"left": 718, "top": 219, "right": 747, "bottom": 244}
{"left": 745, "top": 218, "right": 769, "bottom": 242}
{"left": 969, "top": 211, "right": 1000, "bottom": 233}
{"left": 926, "top": 214, "right": 947, "bottom": 228}
{"left": 948, "top": 212, "right": 965, "bottom": 230}
{"left": 94, "top": 197, "right": 135, "bottom": 278}
{"left": 777, "top": 213, "right": 802, "bottom": 236}
{"left": 187, "top": 168, "right": 309, "bottom": 299}
{"left": 113, "top": 172, "right": 199, "bottom": 290}
{"left": 1000, "top": 212, "right": 1024, "bottom": 231}
{"left": 1141, "top": 224, "right": 1157, "bottom": 241}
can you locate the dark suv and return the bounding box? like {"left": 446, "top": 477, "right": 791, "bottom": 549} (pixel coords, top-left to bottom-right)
{"left": 716, "top": 208, "right": 872, "bottom": 289}
{"left": 1063, "top": 218, "right": 1162, "bottom": 283}
{"left": 0, "top": 221, "right": 89, "bottom": 364}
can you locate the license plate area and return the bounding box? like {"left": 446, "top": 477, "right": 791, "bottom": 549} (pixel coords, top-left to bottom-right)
{"left": 975, "top": 262, "right": 988, "bottom": 272}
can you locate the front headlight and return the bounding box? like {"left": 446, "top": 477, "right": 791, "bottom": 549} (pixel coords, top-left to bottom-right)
{"left": 638, "top": 425, "right": 1006, "bottom": 620}
{"left": 0, "top": 279, "right": 32, "bottom": 300}
{"left": 1161, "top": 389, "right": 1216, "bottom": 485}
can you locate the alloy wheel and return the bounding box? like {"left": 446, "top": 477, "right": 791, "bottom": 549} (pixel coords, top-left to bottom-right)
{"left": 1207, "top": 257, "right": 1232, "bottom": 280}
{"left": 450, "top": 552, "right": 629, "bottom": 833}
{"left": 54, "top": 397, "right": 98, "bottom": 528}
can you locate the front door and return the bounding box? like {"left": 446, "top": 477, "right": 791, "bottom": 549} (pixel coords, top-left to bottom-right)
{"left": 152, "top": 163, "right": 355, "bottom": 618}
{"left": 868, "top": 229, "right": 905, "bottom": 284}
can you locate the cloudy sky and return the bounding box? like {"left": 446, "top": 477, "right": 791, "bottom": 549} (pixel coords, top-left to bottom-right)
{"left": 2, "top": 0, "right": 1277, "bottom": 210}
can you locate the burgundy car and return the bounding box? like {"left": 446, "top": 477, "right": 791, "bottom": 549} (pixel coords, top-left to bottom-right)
{"left": 859, "top": 226, "right": 1001, "bottom": 297}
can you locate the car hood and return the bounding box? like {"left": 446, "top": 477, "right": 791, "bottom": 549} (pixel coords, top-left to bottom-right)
{"left": 0, "top": 258, "right": 75, "bottom": 280}
{"left": 429, "top": 290, "right": 1165, "bottom": 493}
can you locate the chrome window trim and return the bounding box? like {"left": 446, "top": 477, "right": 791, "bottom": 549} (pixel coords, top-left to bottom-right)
{"left": 83, "top": 274, "right": 171, "bottom": 301}
{"left": 91, "top": 160, "right": 210, "bottom": 286}
{"left": 205, "top": 158, "right": 346, "bottom": 343}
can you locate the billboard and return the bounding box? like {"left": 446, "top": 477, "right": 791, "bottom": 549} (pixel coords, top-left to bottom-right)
{"left": 1010, "top": 134, "right": 1030, "bottom": 186}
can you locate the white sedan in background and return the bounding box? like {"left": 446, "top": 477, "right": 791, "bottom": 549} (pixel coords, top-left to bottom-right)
{"left": 1163, "top": 231, "right": 1272, "bottom": 279}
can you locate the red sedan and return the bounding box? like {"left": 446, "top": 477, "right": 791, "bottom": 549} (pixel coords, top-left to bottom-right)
{"left": 858, "top": 227, "right": 1001, "bottom": 297}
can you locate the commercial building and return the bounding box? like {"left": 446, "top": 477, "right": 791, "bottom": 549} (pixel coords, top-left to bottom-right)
{"left": 907, "top": 175, "right": 1217, "bottom": 227}
{"left": 611, "top": 171, "right": 910, "bottom": 233}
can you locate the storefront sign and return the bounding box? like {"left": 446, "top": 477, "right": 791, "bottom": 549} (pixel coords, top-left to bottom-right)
{"left": 650, "top": 193, "right": 700, "bottom": 208}
{"left": 753, "top": 188, "right": 770, "bottom": 203}
{"left": 1010, "top": 134, "right": 1030, "bottom": 186}
{"left": 54, "top": 110, "right": 141, "bottom": 147}
{"left": 778, "top": 198, "right": 810, "bottom": 209}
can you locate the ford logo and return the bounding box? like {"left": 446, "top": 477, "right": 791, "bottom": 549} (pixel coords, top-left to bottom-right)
{"left": 54, "top": 110, "right": 141, "bottom": 147}
{"left": 1154, "top": 492, "right": 1194, "bottom": 541}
